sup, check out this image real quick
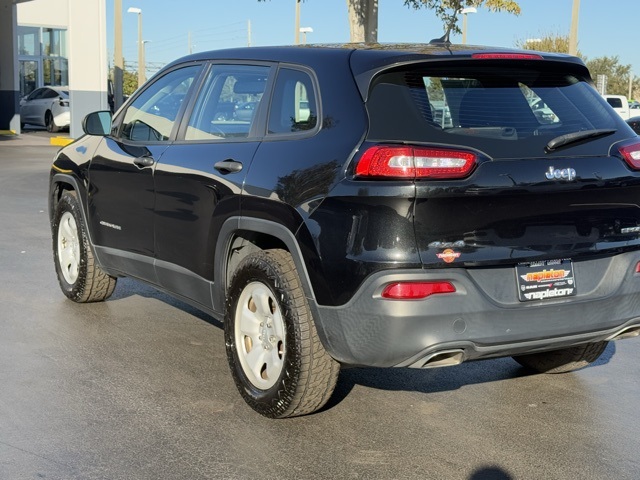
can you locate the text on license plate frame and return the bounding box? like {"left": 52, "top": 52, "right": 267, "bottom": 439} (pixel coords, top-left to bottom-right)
{"left": 516, "top": 259, "right": 577, "bottom": 302}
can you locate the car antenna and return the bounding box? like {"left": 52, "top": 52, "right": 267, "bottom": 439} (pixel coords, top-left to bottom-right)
{"left": 429, "top": 13, "right": 458, "bottom": 46}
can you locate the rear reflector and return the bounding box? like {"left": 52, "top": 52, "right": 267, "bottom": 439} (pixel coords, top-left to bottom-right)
{"left": 619, "top": 142, "right": 640, "bottom": 170}
{"left": 472, "top": 53, "right": 544, "bottom": 60}
{"left": 635, "top": 262, "right": 640, "bottom": 274}
{"left": 356, "top": 146, "right": 477, "bottom": 179}
{"left": 381, "top": 281, "right": 456, "bottom": 300}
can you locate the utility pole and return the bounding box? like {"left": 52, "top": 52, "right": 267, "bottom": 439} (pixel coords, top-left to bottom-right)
{"left": 294, "top": 0, "right": 300, "bottom": 44}
{"left": 113, "top": 0, "right": 124, "bottom": 110}
{"left": 248, "top": 20, "right": 251, "bottom": 47}
{"left": 141, "top": 40, "right": 149, "bottom": 84}
{"left": 136, "top": 11, "right": 143, "bottom": 87}
{"left": 568, "top": 0, "right": 580, "bottom": 56}
{"left": 188, "top": 31, "right": 192, "bottom": 54}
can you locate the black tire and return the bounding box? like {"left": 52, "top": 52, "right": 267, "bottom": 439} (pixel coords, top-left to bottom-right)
{"left": 52, "top": 190, "right": 117, "bottom": 303}
{"left": 225, "top": 249, "right": 340, "bottom": 418}
{"left": 45, "top": 111, "right": 59, "bottom": 133}
{"left": 512, "top": 341, "right": 608, "bottom": 374}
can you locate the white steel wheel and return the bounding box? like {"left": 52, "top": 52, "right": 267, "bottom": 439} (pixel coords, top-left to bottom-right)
{"left": 52, "top": 190, "right": 116, "bottom": 303}
{"left": 57, "top": 211, "right": 81, "bottom": 285}
{"left": 224, "top": 249, "right": 340, "bottom": 418}
{"left": 234, "top": 281, "right": 286, "bottom": 390}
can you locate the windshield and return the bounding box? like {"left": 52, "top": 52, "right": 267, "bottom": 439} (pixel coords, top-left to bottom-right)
{"left": 366, "top": 63, "right": 627, "bottom": 159}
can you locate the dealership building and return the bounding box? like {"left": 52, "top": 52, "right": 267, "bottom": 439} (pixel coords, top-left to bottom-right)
{"left": 0, "top": 0, "right": 108, "bottom": 137}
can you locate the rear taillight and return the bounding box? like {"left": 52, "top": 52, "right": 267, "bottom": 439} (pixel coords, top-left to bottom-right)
{"left": 381, "top": 281, "right": 456, "bottom": 300}
{"left": 471, "top": 53, "right": 544, "bottom": 60}
{"left": 355, "top": 146, "right": 477, "bottom": 179}
{"left": 619, "top": 142, "right": 640, "bottom": 170}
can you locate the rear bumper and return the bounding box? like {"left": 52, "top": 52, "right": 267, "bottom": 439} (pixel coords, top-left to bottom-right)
{"left": 53, "top": 110, "right": 70, "bottom": 128}
{"left": 314, "top": 251, "right": 640, "bottom": 367}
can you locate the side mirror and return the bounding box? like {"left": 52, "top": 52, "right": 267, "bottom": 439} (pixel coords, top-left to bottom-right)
{"left": 82, "top": 111, "right": 112, "bottom": 136}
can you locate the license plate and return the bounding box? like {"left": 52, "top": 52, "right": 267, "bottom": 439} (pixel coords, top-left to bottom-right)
{"left": 516, "top": 259, "right": 576, "bottom": 302}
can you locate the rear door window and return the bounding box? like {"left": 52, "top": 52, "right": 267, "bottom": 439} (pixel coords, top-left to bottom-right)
{"left": 27, "top": 89, "right": 44, "bottom": 101}
{"left": 184, "top": 64, "right": 269, "bottom": 141}
{"left": 43, "top": 88, "right": 59, "bottom": 99}
{"left": 367, "top": 64, "right": 624, "bottom": 158}
{"left": 607, "top": 97, "right": 623, "bottom": 108}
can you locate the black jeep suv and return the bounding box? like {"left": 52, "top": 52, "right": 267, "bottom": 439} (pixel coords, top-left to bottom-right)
{"left": 49, "top": 44, "right": 640, "bottom": 418}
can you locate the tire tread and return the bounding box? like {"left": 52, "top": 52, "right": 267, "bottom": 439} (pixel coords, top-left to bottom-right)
{"left": 53, "top": 191, "right": 116, "bottom": 303}
{"left": 225, "top": 248, "right": 339, "bottom": 418}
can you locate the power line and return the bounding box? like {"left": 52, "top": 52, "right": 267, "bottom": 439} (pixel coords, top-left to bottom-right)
{"left": 124, "top": 61, "right": 165, "bottom": 73}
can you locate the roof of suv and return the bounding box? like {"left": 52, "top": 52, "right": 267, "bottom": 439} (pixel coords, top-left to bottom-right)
{"left": 166, "top": 43, "right": 587, "bottom": 70}
{"left": 163, "top": 43, "right": 591, "bottom": 102}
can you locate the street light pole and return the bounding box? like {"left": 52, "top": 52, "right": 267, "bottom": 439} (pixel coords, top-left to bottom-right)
{"left": 568, "top": 0, "right": 580, "bottom": 56}
{"left": 460, "top": 7, "right": 477, "bottom": 45}
{"left": 113, "top": 0, "right": 124, "bottom": 110}
{"left": 294, "top": 0, "right": 300, "bottom": 44}
{"left": 128, "top": 7, "right": 144, "bottom": 88}
{"left": 299, "top": 27, "right": 313, "bottom": 44}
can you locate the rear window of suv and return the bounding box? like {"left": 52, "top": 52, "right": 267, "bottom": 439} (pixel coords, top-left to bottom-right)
{"left": 366, "top": 63, "right": 621, "bottom": 159}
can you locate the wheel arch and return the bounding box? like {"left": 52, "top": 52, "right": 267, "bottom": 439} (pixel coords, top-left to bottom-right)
{"left": 214, "top": 217, "right": 318, "bottom": 315}
{"left": 50, "top": 173, "right": 98, "bottom": 260}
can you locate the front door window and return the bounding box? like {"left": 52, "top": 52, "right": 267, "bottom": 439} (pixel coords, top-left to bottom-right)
{"left": 120, "top": 66, "right": 200, "bottom": 142}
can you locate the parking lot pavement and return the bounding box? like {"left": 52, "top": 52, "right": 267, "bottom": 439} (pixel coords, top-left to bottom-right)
{"left": 0, "top": 128, "right": 66, "bottom": 147}
{"left": 2, "top": 146, "right": 640, "bottom": 479}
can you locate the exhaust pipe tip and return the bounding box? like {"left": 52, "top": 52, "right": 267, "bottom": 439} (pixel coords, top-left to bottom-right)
{"left": 421, "top": 349, "right": 465, "bottom": 368}
{"left": 609, "top": 325, "right": 640, "bottom": 341}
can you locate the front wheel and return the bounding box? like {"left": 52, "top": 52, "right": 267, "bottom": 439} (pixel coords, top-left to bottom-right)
{"left": 225, "top": 249, "right": 340, "bottom": 418}
{"left": 52, "top": 190, "right": 117, "bottom": 302}
{"left": 512, "top": 341, "right": 608, "bottom": 374}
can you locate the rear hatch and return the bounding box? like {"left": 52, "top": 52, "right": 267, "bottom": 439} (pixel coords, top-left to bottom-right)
{"left": 358, "top": 53, "right": 640, "bottom": 270}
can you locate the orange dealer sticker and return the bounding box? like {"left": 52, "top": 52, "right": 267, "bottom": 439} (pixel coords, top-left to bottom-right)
{"left": 436, "top": 249, "right": 461, "bottom": 263}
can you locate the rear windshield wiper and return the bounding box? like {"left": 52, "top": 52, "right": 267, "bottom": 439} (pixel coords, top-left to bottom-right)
{"left": 545, "top": 129, "right": 617, "bottom": 152}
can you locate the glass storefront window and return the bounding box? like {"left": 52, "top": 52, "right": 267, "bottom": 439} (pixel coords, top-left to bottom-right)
{"left": 19, "top": 61, "right": 39, "bottom": 97}
{"left": 18, "top": 26, "right": 40, "bottom": 56}
{"left": 18, "top": 27, "right": 69, "bottom": 95}
{"left": 44, "top": 58, "right": 69, "bottom": 87}
{"left": 43, "top": 28, "right": 67, "bottom": 57}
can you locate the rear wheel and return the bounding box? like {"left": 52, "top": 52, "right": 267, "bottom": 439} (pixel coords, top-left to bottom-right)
{"left": 225, "top": 249, "right": 340, "bottom": 418}
{"left": 52, "top": 190, "right": 117, "bottom": 302}
{"left": 512, "top": 341, "right": 608, "bottom": 374}
{"left": 45, "top": 111, "right": 59, "bottom": 133}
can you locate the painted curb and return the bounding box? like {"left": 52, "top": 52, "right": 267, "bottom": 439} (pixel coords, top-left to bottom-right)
{"left": 50, "top": 137, "right": 74, "bottom": 147}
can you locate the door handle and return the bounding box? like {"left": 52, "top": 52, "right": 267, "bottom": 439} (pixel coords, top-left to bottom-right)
{"left": 214, "top": 160, "right": 243, "bottom": 174}
{"left": 133, "top": 156, "right": 155, "bottom": 168}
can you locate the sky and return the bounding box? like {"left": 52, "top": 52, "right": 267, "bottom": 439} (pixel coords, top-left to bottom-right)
{"left": 106, "top": 0, "right": 639, "bottom": 76}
